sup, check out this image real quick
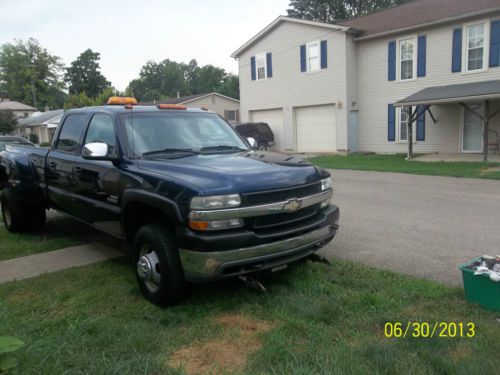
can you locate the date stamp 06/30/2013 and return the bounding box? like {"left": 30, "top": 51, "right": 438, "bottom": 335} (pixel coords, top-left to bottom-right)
{"left": 384, "top": 322, "right": 476, "bottom": 338}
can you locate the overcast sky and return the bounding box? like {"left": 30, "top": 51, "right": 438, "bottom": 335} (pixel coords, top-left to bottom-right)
{"left": 0, "top": 0, "right": 290, "bottom": 91}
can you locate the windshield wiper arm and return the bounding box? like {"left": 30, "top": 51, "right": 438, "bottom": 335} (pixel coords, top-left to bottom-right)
{"left": 200, "top": 145, "right": 248, "bottom": 151}
{"left": 142, "top": 148, "right": 201, "bottom": 156}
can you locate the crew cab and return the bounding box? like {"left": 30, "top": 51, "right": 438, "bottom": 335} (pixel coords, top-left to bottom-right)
{"left": 0, "top": 97, "right": 339, "bottom": 307}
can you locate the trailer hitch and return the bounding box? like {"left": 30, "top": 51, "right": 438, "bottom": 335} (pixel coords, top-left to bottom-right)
{"left": 238, "top": 274, "right": 266, "bottom": 293}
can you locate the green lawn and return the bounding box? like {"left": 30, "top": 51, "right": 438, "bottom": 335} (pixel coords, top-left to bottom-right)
{"left": 310, "top": 154, "right": 500, "bottom": 179}
{"left": 1, "top": 258, "right": 498, "bottom": 374}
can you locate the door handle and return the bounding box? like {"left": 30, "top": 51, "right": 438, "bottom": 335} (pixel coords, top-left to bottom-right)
{"left": 48, "top": 161, "right": 57, "bottom": 169}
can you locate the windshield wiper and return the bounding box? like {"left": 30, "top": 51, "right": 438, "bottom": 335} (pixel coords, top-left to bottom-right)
{"left": 142, "top": 148, "right": 201, "bottom": 157}
{"left": 200, "top": 145, "right": 248, "bottom": 152}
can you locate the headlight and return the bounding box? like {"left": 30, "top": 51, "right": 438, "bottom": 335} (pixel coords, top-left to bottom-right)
{"left": 190, "top": 194, "right": 241, "bottom": 210}
{"left": 320, "top": 177, "right": 332, "bottom": 191}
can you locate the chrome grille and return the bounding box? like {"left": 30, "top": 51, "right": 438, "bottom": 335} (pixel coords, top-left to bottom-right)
{"left": 241, "top": 182, "right": 322, "bottom": 207}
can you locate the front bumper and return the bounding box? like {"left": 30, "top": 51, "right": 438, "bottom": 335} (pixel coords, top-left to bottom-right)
{"left": 179, "top": 205, "right": 339, "bottom": 281}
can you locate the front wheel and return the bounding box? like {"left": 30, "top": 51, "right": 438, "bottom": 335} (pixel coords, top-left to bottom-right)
{"left": 134, "top": 223, "right": 187, "bottom": 307}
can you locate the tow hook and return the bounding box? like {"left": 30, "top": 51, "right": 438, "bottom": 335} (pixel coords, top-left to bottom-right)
{"left": 238, "top": 274, "right": 266, "bottom": 293}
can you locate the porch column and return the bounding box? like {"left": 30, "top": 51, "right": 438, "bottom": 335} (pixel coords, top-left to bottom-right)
{"left": 407, "top": 106, "right": 414, "bottom": 160}
{"left": 483, "top": 100, "right": 490, "bottom": 162}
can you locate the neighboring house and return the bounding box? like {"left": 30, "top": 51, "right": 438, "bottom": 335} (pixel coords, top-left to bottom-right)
{"left": 17, "top": 109, "right": 64, "bottom": 144}
{"left": 231, "top": 0, "right": 500, "bottom": 157}
{"left": 140, "top": 92, "right": 240, "bottom": 124}
{"left": 0, "top": 98, "right": 36, "bottom": 119}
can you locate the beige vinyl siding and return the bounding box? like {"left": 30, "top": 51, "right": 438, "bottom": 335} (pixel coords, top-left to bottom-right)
{"left": 238, "top": 21, "right": 350, "bottom": 152}
{"left": 184, "top": 94, "right": 240, "bottom": 121}
{"left": 250, "top": 108, "right": 284, "bottom": 150}
{"left": 356, "top": 15, "right": 500, "bottom": 153}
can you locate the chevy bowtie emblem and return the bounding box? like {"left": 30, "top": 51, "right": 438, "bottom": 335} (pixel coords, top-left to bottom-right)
{"left": 283, "top": 198, "right": 302, "bottom": 213}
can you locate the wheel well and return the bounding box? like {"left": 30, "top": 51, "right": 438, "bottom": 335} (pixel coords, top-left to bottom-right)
{"left": 0, "top": 165, "right": 7, "bottom": 187}
{"left": 123, "top": 202, "right": 173, "bottom": 243}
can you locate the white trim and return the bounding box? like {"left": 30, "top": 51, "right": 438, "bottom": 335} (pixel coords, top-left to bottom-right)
{"left": 306, "top": 40, "right": 320, "bottom": 72}
{"left": 255, "top": 52, "right": 267, "bottom": 80}
{"left": 462, "top": 20, "right": 490, "bottom": 74}
{"left": 231, "top": 15, "right": 349, "bottom": 58}
{"left": 396, "top": 35, "right": 417, "bottom": 82}
{"left": 395, "top": 106, "right": 416, "bottom": 143}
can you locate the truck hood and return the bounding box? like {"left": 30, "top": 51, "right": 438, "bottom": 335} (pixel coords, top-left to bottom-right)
{"left": 137, "top": 151, "right": 329, "bottom": 195}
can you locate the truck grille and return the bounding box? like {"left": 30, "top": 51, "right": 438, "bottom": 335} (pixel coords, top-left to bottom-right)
{"left": 241, "top": 182, "right": 322, "bottom": 207}
{"left": 247, "top": 204, "right": 319, "bottom": 231}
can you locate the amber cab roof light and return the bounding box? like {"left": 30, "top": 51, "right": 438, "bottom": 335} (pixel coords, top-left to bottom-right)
{"left": 157, "top": 104, "right": 187, "bottom": 110}
{"left": 107, "top": 96, "right": 138, "bottom": 105}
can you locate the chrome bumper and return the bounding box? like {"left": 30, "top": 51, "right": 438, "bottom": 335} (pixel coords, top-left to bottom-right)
{"left": 179, "top": 222, "right": 338, "bottom": 281}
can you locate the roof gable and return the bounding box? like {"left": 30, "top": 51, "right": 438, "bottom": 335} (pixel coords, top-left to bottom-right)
{"left": 231, "top": 15, "right": 350, "bottom": 58}
{"left": 140, "top": 92, "right": 239, "bottom": 106}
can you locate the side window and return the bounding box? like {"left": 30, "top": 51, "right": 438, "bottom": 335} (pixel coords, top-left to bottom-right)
{"left": 55, "top": 114, "right": 86, "bottom": 153}
{"left": 84, "top": 114, "right": 116, "bottom": 151}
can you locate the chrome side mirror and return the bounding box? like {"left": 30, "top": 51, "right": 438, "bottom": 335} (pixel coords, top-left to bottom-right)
{"left": 246, "top": 137, "right": 257, "bottom": 149}
{"left": 82, "top": 142, "right": 114, "bottom": 160}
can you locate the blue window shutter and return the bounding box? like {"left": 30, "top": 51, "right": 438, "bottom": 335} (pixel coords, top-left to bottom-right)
{"left": 416, "top": 106, "right": 426, "bottom": 141}
{"left": 452, "top": 28, "right": 462, "bottom": 72}
{"left": 300, "top": 45, "right": 306, "bottom": 72}
{"left": 320, "top": 40, "right": 327, "bottom": 69}
{"left": 266, "top": 53, "right": 273, "bottom": 78}
{"left": 417, "top": 35, "right": 426, "bottom": 77}
{"left": 388, "top": 41, "right": 396, "bottom": 81}
{"left": 490, "top": 20, "right": 500, "bottom": 68}
{"left": 388, "top": 104, "right": 395, "bottom": 142}
{"left": 250, "top": 56, "right": 256, "bottom": 80}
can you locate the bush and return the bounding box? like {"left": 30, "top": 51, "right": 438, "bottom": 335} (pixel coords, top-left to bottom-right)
{"left": 40, "top": 142, "right": 51, "bottom": 147}
{"left": 28, "top": 133, "right": 39, "bottom": 144}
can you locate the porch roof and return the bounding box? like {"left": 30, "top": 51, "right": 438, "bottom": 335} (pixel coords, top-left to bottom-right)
{"left": 395, "top": 80, "right": 500, "bottom": 107}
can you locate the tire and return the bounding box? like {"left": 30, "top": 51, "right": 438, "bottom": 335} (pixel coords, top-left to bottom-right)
{"left": 134, "top": 222, "right": 187, "bottom": 307}
{"left": 1, "top": 188, "right": 45, "bottom": 233}
{"left": 258, "top": 142, "right": 268, "bottom": 151}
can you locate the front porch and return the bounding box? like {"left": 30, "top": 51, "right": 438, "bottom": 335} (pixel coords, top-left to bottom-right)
{"left": 414, "top": 153, "right": 500, "bottom": 163}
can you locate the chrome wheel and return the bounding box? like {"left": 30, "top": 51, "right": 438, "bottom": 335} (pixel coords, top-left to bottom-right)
{"left": 136, "top": 245, "right": 162, "bottom": 293}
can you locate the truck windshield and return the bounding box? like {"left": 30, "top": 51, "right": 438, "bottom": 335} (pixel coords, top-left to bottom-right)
{"left": 121, "top": 112, "right": 249, "bottom": 158}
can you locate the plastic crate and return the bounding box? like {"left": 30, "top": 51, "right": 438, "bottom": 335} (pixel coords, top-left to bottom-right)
{"left": 459, "top": 257, "right": 500, "bottom": 312}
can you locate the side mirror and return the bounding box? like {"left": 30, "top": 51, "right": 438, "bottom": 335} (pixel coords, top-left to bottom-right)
{"left": 246, "top": 137, "right": 257, "bottom": 149}
{"left": 82, "top": 142, "right": 115, "bottom": 160}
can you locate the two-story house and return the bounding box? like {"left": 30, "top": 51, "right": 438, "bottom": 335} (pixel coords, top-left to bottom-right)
{"left": 231, "top": 0, "right": 500, "bottom": 158}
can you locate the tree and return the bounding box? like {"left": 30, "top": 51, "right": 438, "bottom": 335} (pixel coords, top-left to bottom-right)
{"left": 0, "top": 109, "right": 17, "bottom": 135}
{"left": 219, "top": 74, "right": 239, "bottom": 100}
{"left": 64, "top": 87, "right": 119, "bottom": 109}
{"left": 286, "top": 0, "right": 409, "bottom": 23}
{"left": 0, "top": 38, "right": 65, "bottom": 110}
{"left": 65, "top": 49, "right": 111, "bottom": 98}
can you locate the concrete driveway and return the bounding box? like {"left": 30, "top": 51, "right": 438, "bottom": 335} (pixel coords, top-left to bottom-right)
{"left": 320, "top": 169, "right": 500, "bottom": 286}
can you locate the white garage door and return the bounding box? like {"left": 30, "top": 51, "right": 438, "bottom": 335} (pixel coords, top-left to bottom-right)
{"left": 296, "top": 105, "right": 336, "bottom": 152}
{"left": 250, "top": 108, "right": 284, "bottom": 151}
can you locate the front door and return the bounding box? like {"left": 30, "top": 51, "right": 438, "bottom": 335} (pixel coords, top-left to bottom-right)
{"left": 462, "top": 103, "right": 484, "bottom": 153}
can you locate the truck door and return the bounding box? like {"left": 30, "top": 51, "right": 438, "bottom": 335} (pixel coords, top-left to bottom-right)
{"left": 71, "top": 113, "right": 122, "bottom": 236}
{"left": 46, "top": 113, "right": 88, "bottom": 216}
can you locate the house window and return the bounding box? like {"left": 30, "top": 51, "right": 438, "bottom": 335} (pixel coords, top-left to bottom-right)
{"left": 226, "top": 110, "right": 236, "bottom": 122}
{"left": 307, "top": 41, "right": 320, "bottom": 72}
{"left": 399, "top": 38, "right": 415, "bottom": 80}
{"left": 256, "top": 53, "right": 266, "bottom": 80}
{"left": 466, "top": 23, "right": 486, "bottom": 71}
{"left": 396, "top": 106, "right": 414, "bottom": 142}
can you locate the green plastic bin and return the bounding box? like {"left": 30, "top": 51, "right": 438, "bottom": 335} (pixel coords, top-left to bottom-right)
{"left": 459, "top": 257, "right": 500, "bottom": 312}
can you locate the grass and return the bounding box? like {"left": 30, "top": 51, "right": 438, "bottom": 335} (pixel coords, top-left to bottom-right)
{"left": 309, "top": 154, "right": 500, "bottom": 179}
{"left": 1, "top": 257, "right": 499, "bottom": 374}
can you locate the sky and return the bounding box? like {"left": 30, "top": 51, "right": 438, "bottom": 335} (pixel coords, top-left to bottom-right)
{"left": 0, "top": 0, "right": 290, "bottom": 91}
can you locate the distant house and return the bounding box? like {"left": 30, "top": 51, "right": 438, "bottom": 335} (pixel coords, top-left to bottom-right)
{"left": 140, "top": 92, "right": 240, "bottom": 124}
{"left": 232, "top": 0, "right": 500, "bottom": 159}
{"left": 17, "top": 109, "right": 64, "bottom": 144}
{"left": 0, "top": 98, "right": 36, "bottom": 119}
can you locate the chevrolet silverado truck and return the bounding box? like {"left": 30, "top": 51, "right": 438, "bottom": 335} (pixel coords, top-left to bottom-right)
{"left": 0, "top": 97, "right": 339, "bottom": 307}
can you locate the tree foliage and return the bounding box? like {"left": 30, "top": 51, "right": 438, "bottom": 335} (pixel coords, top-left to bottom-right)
{"left": 0, "top": 109, "right": 17, "bottom": 135}
{"left": 0, "top": 38, "right": 65, "bottom": 110}
{"left": 64, "top": 87, "right": 119, "bottom": 109}
{"left": 127, "top": 59, "right": 239, "bottom": 101}
{"left": 286, "top": 0, "right": 408, "bottom": 22}
{"left": 64, "top": 49, "right": 111, "bottom": 98}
